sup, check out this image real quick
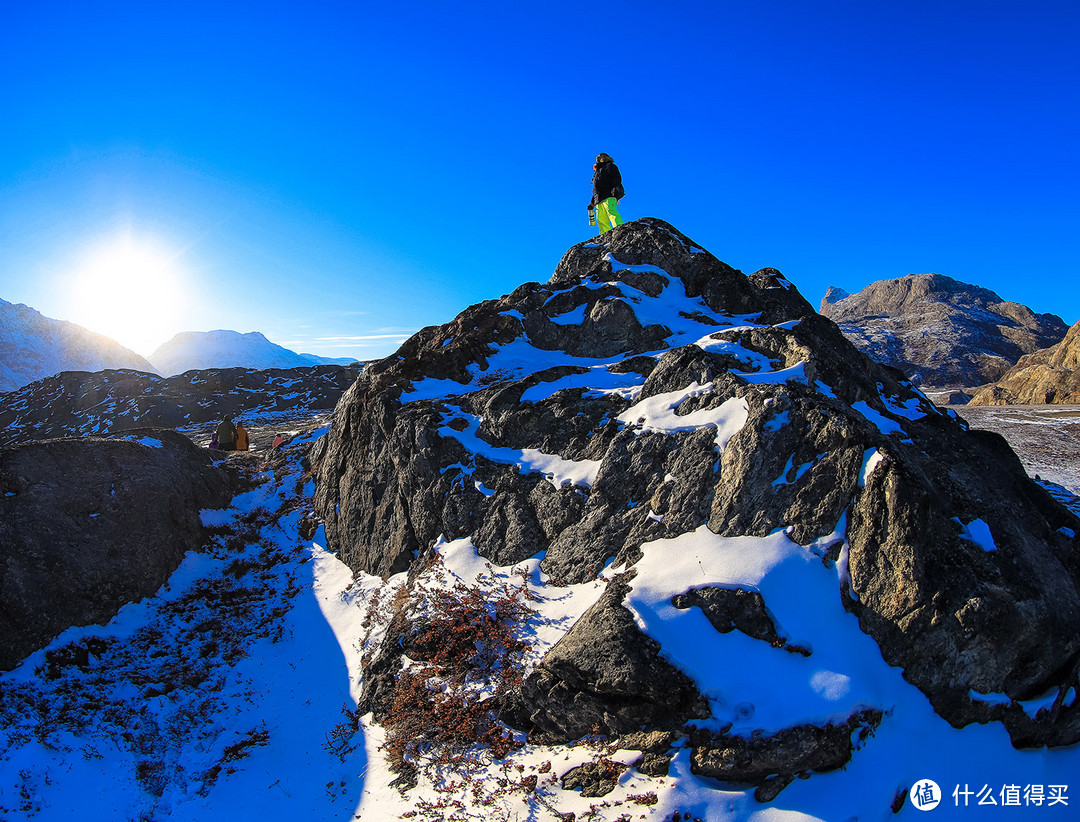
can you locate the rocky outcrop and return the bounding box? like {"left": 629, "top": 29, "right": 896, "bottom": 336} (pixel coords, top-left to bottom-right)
{"left": 520, "top": 576, "right": 710, "bottom": 741}
{"left": 688, "top": 709, "right": 884, "bottom": 797}
{"left": 820, "top": 285, "right": 849, "bottom": 306}
{"left": 820, "top": 273, "right": 1067, "bottom": 387}
{"left": 0, "top": 363, "right": 362, "bottom": 447}
{"left": 969, "top": 321, "right": 1080, "bottom": 405}
{"left": 0, "top": 430, "right": 232, "bottom": 670}
{"left": 672, "top": 586, "right": 808, "bottom": 655}
{"left": 313, "top": 218, "right": 1080, "bottom": 786}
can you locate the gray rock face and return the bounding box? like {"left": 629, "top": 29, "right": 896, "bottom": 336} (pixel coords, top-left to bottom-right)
{"left": 969, "top": 321, "right": 1080, "bottom": 405}
{"left": 688, "top": 708, "right": 883, "bottom": 785}
{"left": 0, "top": 363, "right": 362, "bottom": 447}
{"left": 672, "top": 587, "right": 808, "bottom": 655}
{"left": 843, "top": 430, "right": 1080, "bottom": 747}
{"left": 314, "top": 222, "right": 825, "bottom": 581}
{"left": 313, "top": 218, "right": 1080, "bottom": 775}
{"left": 820, "top": 273, "right": 1068, "bottom": 387}
{"left": 520, "top": 576, "right": 710, "bottom": 741}
{"left": 0, "top": 430, "right": 232, "bottom": 670}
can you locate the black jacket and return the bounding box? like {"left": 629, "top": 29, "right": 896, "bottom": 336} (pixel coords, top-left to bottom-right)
{"left": 590, "top": 161, "right": 623, "bottom": 207}
{"left": 216, "top": 419, "right": 237, "bottom": 449}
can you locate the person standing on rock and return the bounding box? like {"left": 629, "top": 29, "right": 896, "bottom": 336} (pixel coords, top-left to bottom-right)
{"left": 216, "top": 417, "right": 237, "bottom": 452}
{"left": 589, "top": 153, "right": 625, "bottom": 234}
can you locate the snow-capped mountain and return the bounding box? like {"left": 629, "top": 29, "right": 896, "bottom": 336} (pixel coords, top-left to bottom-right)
{"left": 0, "top": 298, "right": 157, "bottom": 392}
{"left": 149, "top": 329, "right": 356, "bottom": 376}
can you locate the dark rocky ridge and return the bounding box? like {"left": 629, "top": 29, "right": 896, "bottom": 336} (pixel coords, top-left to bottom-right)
{"left": 0, "top": 430, "right": 232, "bottom": 670}
{"left": 970, "top": 320, "right": 1080, "bottom": 405}
{"left": 313, "top": 219, "right": 1080, "bottom": 788}
{"left": 820, "top": 273, "right": 1068, "bottom": 387}
{"left": 0, "top": 363, "right": 362, "bottom": 448}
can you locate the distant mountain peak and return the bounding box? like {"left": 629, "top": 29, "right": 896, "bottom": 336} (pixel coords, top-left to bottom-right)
{"left": 149, "top": 329, "right": 355, "bottom": 376}
{"left": 820, "top": 285, "right": 850, "bottom": 308}
{"left": 820, "top": 274, "right": 1067, "bottom": 387}
{"left": 0, "top": 298, "right": 156, "bottom": 392}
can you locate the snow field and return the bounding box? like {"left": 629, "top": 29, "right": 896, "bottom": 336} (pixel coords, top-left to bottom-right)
{"left": 335, "top": 513, "right": 1080, "bottom": 821}
{"left": 2, "top": 418, "right": 1076, "bottom": 820}
{"left": 0, "top": 442, "right": 365, "bottom": 820}
{"left": 617, "top": 383, "right": 749, "bottom": 450}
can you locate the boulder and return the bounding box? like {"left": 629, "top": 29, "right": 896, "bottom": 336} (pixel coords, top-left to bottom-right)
{"left": 520, "top": 576, "right": 710, "bottom": 741}
{"left": 0, "top": 430, "right": 231, "bottom": 670}
{"left": 688, "top": 709, "right": 884, "bottom": 788}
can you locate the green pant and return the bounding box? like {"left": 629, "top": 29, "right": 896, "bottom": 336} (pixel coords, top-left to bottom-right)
{"left": 596, "top": 197, "right": 623, "bottom": 233}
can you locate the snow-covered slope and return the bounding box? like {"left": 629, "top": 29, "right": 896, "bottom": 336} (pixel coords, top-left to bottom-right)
{"left": 2, "top": 409, "right": 1077, "bottom": 820}
{"left": 0, "top": 426, "right": 367, "bottom": 819}
{"left": 0, "top": 298, "right": 157, "bottom": 392}
{"left": 149, "top": 329, "right": 354, "bottom": 376}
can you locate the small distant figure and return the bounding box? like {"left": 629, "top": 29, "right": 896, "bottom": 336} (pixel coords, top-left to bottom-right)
{"left": 216, "top": 417, "right": 237, "bottom": 452}
{"left": 272, "top": 434, "right": 285, "bottom": 450}
{"left": 589, "top": 152, "right": 625, "bottom": 234}
{"left": 209, "top": 431, "right": 219, "bottom": 450}
{"left": 235, "top": 421, "right": 250, "bottom": 452}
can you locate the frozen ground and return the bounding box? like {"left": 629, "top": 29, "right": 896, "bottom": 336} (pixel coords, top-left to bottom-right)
{"left": 179, "top": 410, "right": 335, "bottom": 455}
{"left": 947, "top": 403, "right": 1080, "bottom": 504}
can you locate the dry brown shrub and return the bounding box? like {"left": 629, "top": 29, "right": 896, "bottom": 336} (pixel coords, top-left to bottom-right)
{"left": 381, "top": 567, "right": 535, "bottom": 776}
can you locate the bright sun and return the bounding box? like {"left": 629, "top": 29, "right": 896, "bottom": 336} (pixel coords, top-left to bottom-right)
{"left": 68, "top": 234, "right": 189, "bottom": 357}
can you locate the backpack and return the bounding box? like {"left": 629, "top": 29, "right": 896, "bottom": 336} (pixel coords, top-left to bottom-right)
{"left": 612, "top": 181, "right": 625, "bottom": 200}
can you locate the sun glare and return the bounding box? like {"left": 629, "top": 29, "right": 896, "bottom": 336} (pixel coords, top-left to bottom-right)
{"left": 67, "top": 234, "right": 190, "bottom": 357}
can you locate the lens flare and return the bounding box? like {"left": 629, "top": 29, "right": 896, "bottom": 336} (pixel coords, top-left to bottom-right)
{"left": 67, "top": 233, "right": 189, "bottom": 357}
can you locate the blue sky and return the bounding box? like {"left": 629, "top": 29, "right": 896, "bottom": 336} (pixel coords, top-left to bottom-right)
{"left": 1, "top": 1, "right": 1077, "bottom": 360}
